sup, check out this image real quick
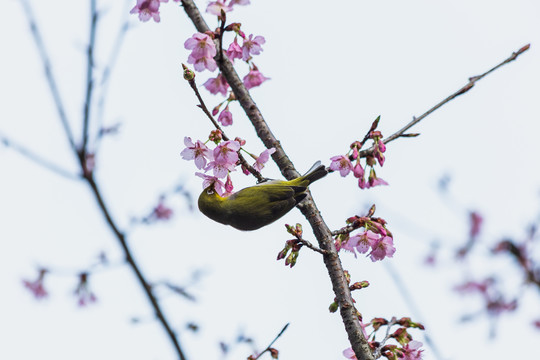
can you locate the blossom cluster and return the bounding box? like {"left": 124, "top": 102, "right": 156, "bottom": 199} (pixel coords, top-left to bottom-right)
{"left": 181, "top": 133, "right": 274, "bottom": 195}
{"left": 329, "top": 117, "right": 388, "bottom": 190}
{"left": 335, "top": 209, "right": 395, "bottom": 262}
{"left": 342, "top": 317, "right": 425, "bottom": 359}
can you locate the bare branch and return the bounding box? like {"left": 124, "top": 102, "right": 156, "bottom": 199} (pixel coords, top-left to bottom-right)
{"left": 20, "top": 0, "right": 78, "bottom": 154}
{"left": 252, "top": 323, "right": 289, "bottom": 360}
{"left": 81, "top": 0, "right": 98, "bottom": 155}
{"left": 0, "top": 133, "right": 81, "bottom": 180}
{"left": 359, "top": 44, "right": 531, "bottom": 157}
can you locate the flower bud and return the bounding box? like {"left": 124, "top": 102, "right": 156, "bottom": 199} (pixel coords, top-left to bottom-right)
{"left": 182, "top": 64, "right": 195, "bottom": 81}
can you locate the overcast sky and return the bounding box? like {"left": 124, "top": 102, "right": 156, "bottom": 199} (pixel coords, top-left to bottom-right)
{"left": 2, "top": 0, "right": 540, "bottom": 359}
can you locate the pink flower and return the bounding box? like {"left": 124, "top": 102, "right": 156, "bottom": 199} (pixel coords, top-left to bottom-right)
{"left": 213, "top": 140, "right": 240, "bottom": 165}
{"left": 206, "top": 161, "right": 236, "bottom": 178}
{"left": 196, "top": 172, "right": 225, "bottom": 196}
{"left": 130, "top": 0, "right": 167, "bottom": 23}
{"left": 22, "top": 269, "right": 48, "bottom": 300}
{"left": 153, "top": 201, "right": 173, "bottom": 220}
{"left": 226, "top": 37, "right": 243, "bottom": 62}
{"left": 242, "top": 34, "right": 266, "bottom": 61}
{"left": 469, "top": 211, "right": 483, "bottom": 238}
{"left": 243, "top": 67, "right": 270, "bottom": 89}
{"left": 369, "top": 235, "right": 396, "bottom": 261}
{"left": 253, "top": 148, "right": 276, "bottom": 171}
{"left": 189, "top": 53, "right": 218, "bottom": 72}
{"left": 353, "top": 162, "right": 364, "bottom": 179}
{"left": 230, "top": 0, "right": 250, "bottom": 5}
{"left": 224, "top": 173, "right": 234, "bottom": 194}
{"left": 185, "top": 33, "right": 218, "bottom": 72}
{"left": 74, "top": 273, "right": 97, "bottom": 307}
{"left": 203, "top": 73, "right": 229, "bottom": 96}
{"left": 374, "top": 139, "right": 386, "bottom": 166}
{"left": 364, "top": 168, "right": 388, "bottom": 188}
{"left": 401, "top": 340, "right": 424, "bottom": 360}
{"left": 206, "top": 1, "right": 233, "bottom": 16}
{"left": 184, "top": 32, "right": 217, "bottom": 59}
{"left": 342, "top": 347, "right": 357, "bottom": 359}
{"left": 218, "top": 107, "right": 233, "bottom": 126}
{"left": 181, "top": 137, "right": 213, "bottom": 169}
{"left": 329, "top": 155, "right": 353, "bottom": 177}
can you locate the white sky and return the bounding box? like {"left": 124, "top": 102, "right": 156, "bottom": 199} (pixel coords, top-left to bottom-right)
{"left": 2, "top": 0, "right": 540, "bottom": 359}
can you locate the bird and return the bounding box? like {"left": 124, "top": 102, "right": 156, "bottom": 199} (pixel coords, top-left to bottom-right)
{"left": 198, "top": 161, "right": 328, "bottom": 230}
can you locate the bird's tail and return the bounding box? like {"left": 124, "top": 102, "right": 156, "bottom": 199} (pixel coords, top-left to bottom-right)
{"left": 302, "top": 161, "right": 328, "bottom": 184}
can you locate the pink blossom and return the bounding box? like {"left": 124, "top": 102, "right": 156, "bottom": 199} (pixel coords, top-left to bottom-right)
{"left": 196, "top": 172, "right": 225, "bottom": 196}
{"left": 226, "top": 37, "right": 243, "bottom": 62}
{"left": 369, "top": 235, "right": 396, "bottom": 261}
{"left": 243, "top": 68, "right": 270, "bottom": 89}
{"left": 218, "top": 107, "right": 233, "bottom": 126}
{"left": 342, "top": 347, "right": 357, "bottom": 359}
{"left": 152, "top": 201, "right": 173, "bottom": 220}
{"left": 400, "top": 340, "right": 424, "bottom": 360}
{"left": 329, "top": 155, "right": 353, "bottom": 177}
{"left": 213, "top": 140, "right": 240, "bottom": 165}
{"left": 184, "top": 33, "right": 217, "bottom": 59}
{"left": 230, "top": 0, "right": 250, "bottom": 5}
{"left": 469, "top": 211, "right": 483, "bottom": 238}
{"left": 253, "top": 148, "right": 276, "bottom": 171}
{"left": 130, "top": 0, "right": 167, "bottom": 23}
{"left": 353, "top": 162, "right": 364, "bottom": 179}
{"left": 206, "top": 1, "right": 233, "bottom": 16}
{"left": 242, "top": 34, "right": 266, "bottom": 61}
{"left": 74, "top": 273, "right": 97, "bottom": 307}
{"left": 206, "top": 160, "right": 237, "bottom": 178}
{"left": 224, "top": 173, "right": 234, "bottom": 194}
{"left": 181, "top": 137, "right": 213, "bottom": 169}
{"left": 185, "top": 33, "right": 218, "bottom": 72}
{"left": 189, "top": 53, "right": 218, "bottom": 72}
{"left": 22, "top": 269, "right": 48, "bottom": 300}
{"left": 203, "top": 73, "right": 229, "bottom": 96}
{"left": 364, "top": 168, "right": 388, "bottom": 188}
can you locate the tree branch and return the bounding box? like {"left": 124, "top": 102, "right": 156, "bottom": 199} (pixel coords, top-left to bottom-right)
{"left": 81, "top": 0, "right": 98, "bottom": 156}
{"left": 359, "top": 44, "right": 531, "bottom": 157}
{"left": 0, "top": 133, "right": 81, "bottom": 180}
{"left": 21, "top": 0, "right": 78, "bottom": 154}
{"left": 21, "top": 2, "right": 188, "bottom": 359}
{"left": 180, "top": 2, "right": 374, "bottom": 359}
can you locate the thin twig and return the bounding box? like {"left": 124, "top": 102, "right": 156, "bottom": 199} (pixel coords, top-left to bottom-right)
{"left": 373, "top": 317, "right": 397, "bottom": 359}
{"left": 298, "top": 239, "right": 328, "bottom": 255}
{"left": 21, "top": 0, "right": 78, "bottom": 154}
{"left": 183, "top": 69, "right": 265, "bottom": 182}
{"left": 252, "top": 323, "right": 289, "bottom": 360}
{"left": 359, "top": 44, "right": 531, "bottom": 157}
{"left": 94, "top": 18, "right": 130, "bottom": 152}
{"left": 81, "top": 0, "right": 98, "bottom": 156}
{"left": 0, "top": 133, "right": 81, "bottom": 180}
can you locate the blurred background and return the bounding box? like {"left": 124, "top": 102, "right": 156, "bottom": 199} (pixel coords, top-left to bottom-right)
{"left": 1, "top": 0, "right": 539, "bottom": 359}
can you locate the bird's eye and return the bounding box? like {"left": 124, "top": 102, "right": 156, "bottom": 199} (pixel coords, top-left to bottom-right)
{"left": 206, "top": 189, "right": 214, "bottom": 195}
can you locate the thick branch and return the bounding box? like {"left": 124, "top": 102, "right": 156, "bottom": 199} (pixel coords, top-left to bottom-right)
{"left": 180, "top": 2, "right": 374, "bottom": 359}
